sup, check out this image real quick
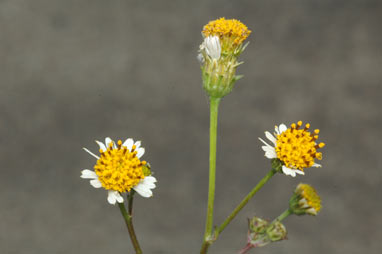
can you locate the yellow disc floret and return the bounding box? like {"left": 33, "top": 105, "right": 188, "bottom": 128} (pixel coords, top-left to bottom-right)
{"left": 94, "top": 140, "right": 146, "bottom": 193}
{"left": 202, "top": 17, "right": 251, "bottom": 50}
{"left": 296, "top": 183, "right": 321, "bottom": 213}
{"left": 275, "top": 121, "right": 325, "bottom": 170}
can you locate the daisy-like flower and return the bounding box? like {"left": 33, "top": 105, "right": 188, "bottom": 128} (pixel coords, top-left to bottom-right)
{"left": 81, "top": 137, "right": 157, "bottom": 205}
{"left": 289, "top": 183, "right": 321, "bottom": 216}
{"left": 259, "top": 121, "right": 325, "bottom": 177}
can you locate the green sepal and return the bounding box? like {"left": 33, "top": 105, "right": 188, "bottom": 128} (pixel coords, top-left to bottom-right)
{"left": 271, "top": 159, "right": 283, "bottom": 173}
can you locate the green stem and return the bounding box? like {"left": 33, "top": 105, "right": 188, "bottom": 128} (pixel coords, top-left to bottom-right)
{"left": 271, "top": 208, "right": 292, "bottom": 225}
{"left": 200, "top": 169, "right": 277, "bottom": 253}
{"left": 201, "top": 97, "right": 221, "bottom": 253}
{"left": 118, "top": 192, "right": 143, "bottom": 254}
{"left": 216, "top": 168, "right": 277, "bottom": 235}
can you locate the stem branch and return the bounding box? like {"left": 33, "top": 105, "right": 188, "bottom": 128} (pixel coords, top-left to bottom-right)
{"left": 200, "top": 168, "right": 277, "bottom": 254}
{"left": 118, "top": 192, "right": 143, "bottom": 254}
{"left": 271, "top": 208, "right": 292, "bottom": 225}
{"left": 216, "top": 168, "right": 277, "bottom": 235}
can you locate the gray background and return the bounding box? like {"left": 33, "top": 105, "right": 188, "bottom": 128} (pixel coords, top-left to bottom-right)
{"left": 1, "top": 0, "right": 381, "bottom": 253}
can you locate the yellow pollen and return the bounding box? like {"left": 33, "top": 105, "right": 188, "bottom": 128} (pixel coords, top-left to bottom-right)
{"left": 94, "top": 139, "right": 145, "bottom": 193}
{"left": 297, "top": 183, "right": 321, "bottom": 212}
{"left": 275, "top": 121, "right": 325, "bottom": 170}
{"left": 202, "top": 17, "right": 251, "bottom": 46}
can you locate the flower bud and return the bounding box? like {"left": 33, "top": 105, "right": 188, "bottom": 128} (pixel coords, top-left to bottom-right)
{"left": 240, "top": 216, "right": 287, "bottom": 253}
{"left": 289, "top": 183, "right": 321, "bottom": 216}
{"left": 248, "top": 216, "right": 268, "bottom": 233}
{"left": 199, "top": 18, "right": 251, "bottom": 98}
{"left": 265, "top": 221, "right": 287, "bottom": 242}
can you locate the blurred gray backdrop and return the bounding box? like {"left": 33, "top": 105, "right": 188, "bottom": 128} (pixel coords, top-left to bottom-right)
{"left": 1, "top": 0, "right": 381, "bottom": 253}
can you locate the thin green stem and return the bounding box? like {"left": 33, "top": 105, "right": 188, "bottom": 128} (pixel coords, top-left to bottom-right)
{"left": 271, "top": 208, "right": 292, "bottom": 225}
{"left": 216, "top": 168, "right": 277, "bottom": 235}
{"left": 118, "top": 192, "right": 143, "bottom": 254}
{"left": 200, "top": 168, "right": 277, "bottom": 253}
{"left": 201, "top": 97, "right": 221, "bottom": 253}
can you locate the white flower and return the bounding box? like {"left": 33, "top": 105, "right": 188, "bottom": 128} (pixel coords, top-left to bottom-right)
{"left": 259, "top": 122, "right": 324, "bottom": 177}
{"left": 201, "top": 36, "right": 221, "bottom": 60}
{"left": 81, "top": 137, "right": 157, "bottom": 205}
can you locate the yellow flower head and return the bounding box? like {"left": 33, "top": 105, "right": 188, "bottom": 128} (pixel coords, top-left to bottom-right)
{"left": 294, "top": 183, "right": 322, "bottom": 215}
{"left": 259, "top": 121, "right": 325, "bottom": 177}
{"left": 276, "top": 121, "right": 325, "bottom": 170}
{"left": 202, "top": 17, "right": 251, "bottom": 49}
{"left": 94, "top": 140, "right": 146, "bottom": 193}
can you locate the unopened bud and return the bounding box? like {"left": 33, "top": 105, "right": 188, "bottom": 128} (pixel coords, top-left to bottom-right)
{"left": 240, "top": 216, "right": 287, "bottom": 253}
{"left": 289, "top": 183, "right": 321, "bottom": 216}
{"left": 199, "top": 18, "right": 251, "bottom": 98}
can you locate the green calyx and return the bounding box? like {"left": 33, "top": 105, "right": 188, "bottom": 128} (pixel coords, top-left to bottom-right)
{"left": 200, "top": 41, "right": 248, "bottom": 98}
{"left": 271, "top": 159, "right": 283, "bottom": 173}
{"left": 289, "top": 193, "right": 307, "bottom": 216}
{"left": 201, "top": 64, "right": 242, "bottom": 98}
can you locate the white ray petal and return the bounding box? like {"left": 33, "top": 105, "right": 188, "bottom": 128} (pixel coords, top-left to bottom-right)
{"left": 279, "top": 124, "right": 287, "bottom": 133}
{"left": 295, "top": 169, "right": 305, "bottom": 175}
{"left": 95, "top": 141, "right": 107, "bottom": 152}
{"left": 134, "top": 141, "right": 141, "bottom": 149}
{"left": 144, "top": 176, "right": 157, "bottom": 183}
{"left": 114, "top": 191, "right": 124, "bottom": 203}
{"left": 299, "top": 198, "right": 309, "bottom": 208}
{"left": 83, "top": 147, "right": 100, "bottom": 159}
{"left": 141, "top": 176, "right": 157, "bottom": 188}
{"left": 265, "top": 150, "right": 277, "bottom": 159}
{"left": 105, "top": 137, "right": 112, "bottom": 147}
{"left": 282, "top": 166, "right": 296, "bottom": 177}
{"left": 274, "top": 125, "right": 280, "bottom": 135}
{"left": 123, "top": 138, "right": 134, "bottom": 151}
{"left": 197, "top": 53, "right": 204, "bottom": 63}
{"left": 133, "top": 176, "right": 156, "bottom": 198}
{"left": 90, "top": 178, "right": 102, "bottom": 188}
{"left": 312, "top": 163, "right": 322, "bottom": 168}
{"left": 105, "top": 137, "right": 116, "bottom": 148}
{"left": 81, "top": 169, "right": 98, "bottom": 179}
{"left": 136, "top": 148, "right": 145, "bottom": 158}
{"left": 258, "top": 137, "right": 273, "bottom": 148}
{"left": 265, "top": 131, "right": 276, "bottom": 145}
{"left": 261, "top": 145, "right": 275, "bottom": 153}
{"left": 204, "top": 36, "right": 221, "bottom": 60}
{"left": 107, "top": 190, "right": 117, "bottom": 205}
{"left": 306, "top": 208, "right": 317, "bottom": 215}
{"left": 133, "top": 184, "right": 153, "bottom": 198}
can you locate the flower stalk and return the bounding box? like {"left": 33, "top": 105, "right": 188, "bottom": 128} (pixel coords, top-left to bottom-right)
{"left": 202, "top": 97, "right": 221, "bottom": 243}
{"left": 216, "top": 168, "right": 277, "bottom": 235}
{"left": 271, "top": 208, "right": 292, "bottom": 225}
{"left": 118, "top": 191, "right": 143, "bottom": 254}
{"left": 200, "top": 168, "right": 277, "bottom": 254}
